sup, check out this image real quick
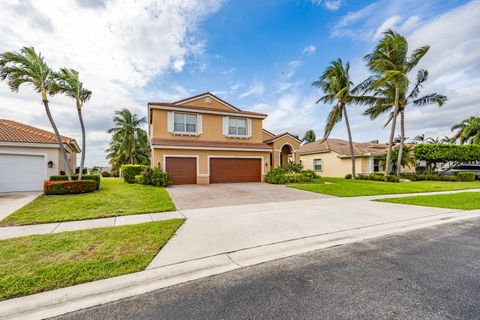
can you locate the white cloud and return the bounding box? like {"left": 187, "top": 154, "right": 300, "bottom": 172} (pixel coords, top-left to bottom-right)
{"left": 372, "top": 15, "right": 402, "bottom": 39}
{"left": 302, "top": 45, "right": 316, "bottom": 56}
{"left": 311, "top": 0, "right": 343, "bottom": 11}
{"left": 0, "top": 0, "right": 222, "bottom": 166}
{"left": 329, "top": 0, "right": 480, "bottom": 143}
{"left": 238, "top": 83, "right": 264, "bottom": 99}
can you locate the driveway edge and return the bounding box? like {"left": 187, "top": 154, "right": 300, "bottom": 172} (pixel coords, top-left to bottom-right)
{"left": 0, "top": 210, "right": 478, "bottom": 320}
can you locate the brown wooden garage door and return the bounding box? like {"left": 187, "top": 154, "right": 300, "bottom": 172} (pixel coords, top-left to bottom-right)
{"left": 165, "top": 157, "right": 197, "bottom": 185}
{"left": 210, "top": 158, "right": 261, "bottom": 183}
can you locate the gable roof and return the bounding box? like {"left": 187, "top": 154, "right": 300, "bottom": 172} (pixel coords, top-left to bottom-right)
{"left": 262, "top": 129, "right": 276, "bottom": 138}
{"left": 300, "top": 138, "right": 387, "bottom": 157}
{"left": 172, "top": 92, "right": 241, "bottom": 111}
{"left": 0, "top": 119, "right": 80, "bottom": 151}
{"left": 263, "top": 132, "right": 302, "bottom": 144}
{"left": 148, "top": 92, "right": 267, "bottom": 118}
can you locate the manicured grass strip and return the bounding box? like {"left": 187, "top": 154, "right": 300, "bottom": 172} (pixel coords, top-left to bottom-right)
{"left": 376, "top": 192, "right": 480, "bottom": 210}
{"left": 0, "top": 178, "right": 176, "bottom": 226}
{"left": 288, "top": 177, "right": 480, "bottom": 197}
{"left": 0, "top": 219, "right": 184, "bottom": 300}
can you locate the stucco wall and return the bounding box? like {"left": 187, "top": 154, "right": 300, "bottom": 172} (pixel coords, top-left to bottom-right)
{"left": 269, "top": 135, "right": 301, "bottom": 167}
{"left": 300, "top": 152, "right": 372, "bottom": 177}
{"left": 151, "top": 109, "right": 264, "bottom": 144}
{"left": 0, "top": 145, "right": 61, "bottom": 177}
{"left": 152, "top": 148, "right": 271, "bottom": 184}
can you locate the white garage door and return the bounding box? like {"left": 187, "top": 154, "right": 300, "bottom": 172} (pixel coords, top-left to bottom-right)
{"left": 0, "top": 154, "right": 46, "bottom": 192}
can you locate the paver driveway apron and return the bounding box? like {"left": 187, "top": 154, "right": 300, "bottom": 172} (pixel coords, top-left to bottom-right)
{"left": 167, "top": 182, "right": 329, "bottom": 210}
{"left": 149, "top": 185, "right": 461, "bottom": 268}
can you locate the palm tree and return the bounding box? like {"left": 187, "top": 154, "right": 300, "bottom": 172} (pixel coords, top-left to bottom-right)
{"left": 0, "top": 47, "right": 73, "bottom": 180}
{"left": 425, "top": 136, "right": 441, "bottom": 144}
{"left": 364, "top": 29, "right": 430, "bottom": 177}
{"left": 106, "top": 109, "right": 149, "bottom": 168}
{"left": 51, "top": 68, "right": 92, "bottom": 180}
{"left": 302, "top": 130, "right": 316, "bottom": 144}
{"left": 451, "top": 117, "right": 480, "bottom": 144}
{"left": 364, "top": 69, "right": 446, "bottom": 174}
{"left": 312, "top": 59, "right": 373, "bottom": 179}
{"left": 440, "top": 135, "right": 456, "bottom": 144}
{"left": 414, "top": 134, "right": 426, "bottom": 144}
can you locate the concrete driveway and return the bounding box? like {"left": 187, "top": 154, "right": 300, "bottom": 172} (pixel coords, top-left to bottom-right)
{"left": 167, "top": 183, "right": 331, "bottom": 210}
{"left": 0, "top": 192, "right": 40, "bottom": 221}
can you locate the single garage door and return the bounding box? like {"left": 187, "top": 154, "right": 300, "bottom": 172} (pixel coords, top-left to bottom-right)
{"left": 165, "top": 157, "right": 197, "bottom": 185}
{"left": 210, "top": 158, "right": 261, "bottom": 183}
{"left": 0, "top": 153, "right": 45, "bottom": 192}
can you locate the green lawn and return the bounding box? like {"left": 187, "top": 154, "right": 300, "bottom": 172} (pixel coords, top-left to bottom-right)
{"left": 288, "top": 177, "right": 480, "bottom": 197}
{"left": 0, "top": 178, "right": 176, "bottom": 226}
{"left": 0, "top": 219, "right": 184, "bottom": 300}
{"left": 377, "top": 192, "right": 480, "bottom": 210}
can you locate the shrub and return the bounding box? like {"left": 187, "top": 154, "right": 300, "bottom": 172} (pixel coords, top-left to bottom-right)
{"left": 265, "top": 167, "right": 287, "bottom": 184}
{"left": 135, "top": 167, "right": 170, "bottom": 187}
{"left": 414, "top": 144, "right": 480, "bottom": 163}
{"left": 301, "top": 170, "right": 317, "bottom": 180}
{"left": 44, "top": 180, "right": 97, "bottom": 195}
{"left": 112, "top": 170, "right": 119, "bottom": 178}
{"left": 49, "top": 174, "right": 101, "bottom": 190}
{"left": 284, "top": 161, "right": 303, "bottom": 173}
{"left": 385, "top": 175, "right": 400, "bottom": 182}
{"left": 150, "top": 168, "right": 170, "bottom": 187}
{"left": 101, "top": 171, "right": 111, "bottom": 177}
{"left": 456, "top": 172, "right": 476, "bottom": 181}
{"left": 284, "top": 173, "right": 312, "bottom": 183}
{"left": 121, "top": 164, "right": 147, "bottom": 183}
{"left": 345, "top": 174, "right": 352, "bottom": 179}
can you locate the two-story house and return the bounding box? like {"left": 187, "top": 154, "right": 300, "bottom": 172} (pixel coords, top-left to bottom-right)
{"left": 148, "top": 92, "right": 301, "bottom": 184}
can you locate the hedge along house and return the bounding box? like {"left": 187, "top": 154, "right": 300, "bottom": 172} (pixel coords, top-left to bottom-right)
{"left": 0, "top": 119, "right": 80, "bottom": 192}
{"left": 148, "top": 92, "right": 301, "bottom": 184}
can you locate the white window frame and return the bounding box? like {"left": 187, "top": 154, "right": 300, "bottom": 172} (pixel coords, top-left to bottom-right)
{"left": 168, "top": 111, "right": 202, "bottom": 136}
{"left": 313, "top": 159, "right": 323, "bottom": 172}
{"left": 223, "top": 116, "right": 251, "bottom": 138}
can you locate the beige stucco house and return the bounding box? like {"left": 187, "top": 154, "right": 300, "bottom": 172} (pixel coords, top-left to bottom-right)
{"left": 300, "top": 138, "right": 388, "bottom": 177}
{"left": 0, "top": 119, "right": 80, "bottom": 192}
{"left": 148, "top": 92, "right": 301, "bottom": 184}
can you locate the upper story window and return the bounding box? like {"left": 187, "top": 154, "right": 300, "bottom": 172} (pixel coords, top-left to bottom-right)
{"left": 313, "top": 159, "right": 323, "bottom": 171}
{"left": 228, "top": 117, "right": 247, "bottom": 136}
{"left": 173, "top": 112, "right": 197, "bottom": 133}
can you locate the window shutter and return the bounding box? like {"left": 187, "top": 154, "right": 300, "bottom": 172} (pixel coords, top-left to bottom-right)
{"left": 247, "top": 118, "right": 252, "bottom": 137}
{"left": 197, "top": 114, "right": 202, "bottom": 134}
{"left": 167, "top": 112, "right": 174, "bottom": 133}
{"left": 223, "top": 116, "right": 229, "bottom": 135}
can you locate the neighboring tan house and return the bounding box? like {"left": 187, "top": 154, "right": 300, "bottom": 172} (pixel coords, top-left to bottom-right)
{"left": 0, "top": 119, "right": 80, "bottom": 192}
{"left": 148, "top": 92, "right": 301, "bottom": 184}
{"left": 300, "top": 138, "right": 388, "bottom": 177}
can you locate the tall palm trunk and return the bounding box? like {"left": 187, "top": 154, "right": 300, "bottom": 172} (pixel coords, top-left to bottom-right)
{"left": 343, "top": 106, "right": 356, "bottom": 179}
{"left": 76, "top": 100, "right": 86, "bottom": 180}
{"left": 42, "top": 91, "right": 72, "bottom": 180}
{"left": 385, "top": 85, "right": 400, "bottom": 178}
{"left": 396, "top": 109, "right": 405, "bottom": 176}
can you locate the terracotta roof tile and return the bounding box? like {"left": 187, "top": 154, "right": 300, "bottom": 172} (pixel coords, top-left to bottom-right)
{"left": 0, "top": 119, "right": 73, "bottom": 144}
{"left": 151, "top": 138, "right": 272, "bottom": 150}
{"left": 300, "top": 138, "right": 387, "bottom": 157}
{"left": 148, "top": 102, "right": 267, "bottom": 117}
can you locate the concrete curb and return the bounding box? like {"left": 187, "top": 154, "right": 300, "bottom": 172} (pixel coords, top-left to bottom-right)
{"left": 0, "top": 210, "right": 478, "bottom": 320}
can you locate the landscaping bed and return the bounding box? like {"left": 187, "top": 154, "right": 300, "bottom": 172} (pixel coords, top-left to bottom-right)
{"left": 376, "top": 191, "right": 480, "bottom": 210}
{"left": 0, "top": 178, "right": 176, "bottom": 226}
{"left": 0, "top": 219, "right": 184, "bottom": 300}
{"left": 288, "top": 177, "right": 480, "bottom": 197}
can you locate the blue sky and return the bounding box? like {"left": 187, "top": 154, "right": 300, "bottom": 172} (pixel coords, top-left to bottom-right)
{"left": 0, "top": 0, "right": 479, "bottom": 165}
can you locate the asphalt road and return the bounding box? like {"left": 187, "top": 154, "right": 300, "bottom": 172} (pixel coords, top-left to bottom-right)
{"left": 55, "top": 218, "right": 480, "bottom": 320}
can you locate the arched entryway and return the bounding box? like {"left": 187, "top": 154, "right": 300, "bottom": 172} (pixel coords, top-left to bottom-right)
{"left": 280, "top": 143, "right": 293, "bottom": 167}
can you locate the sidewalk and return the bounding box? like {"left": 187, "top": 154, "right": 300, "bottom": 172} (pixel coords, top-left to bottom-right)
{"left": 0, "top": 211, "right": 185, "bottom": 240}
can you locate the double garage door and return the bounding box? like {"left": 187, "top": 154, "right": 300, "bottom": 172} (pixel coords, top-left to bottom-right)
{"left": 165, "top": 157, "right": 261, "bottom": 185}
{"left": 0, "top": 153, "right": 45, "bottom": 192}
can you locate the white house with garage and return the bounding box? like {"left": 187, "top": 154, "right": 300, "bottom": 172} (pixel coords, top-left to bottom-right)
{"left": 0, "top": 119, "right": 80, "bottom": 192}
